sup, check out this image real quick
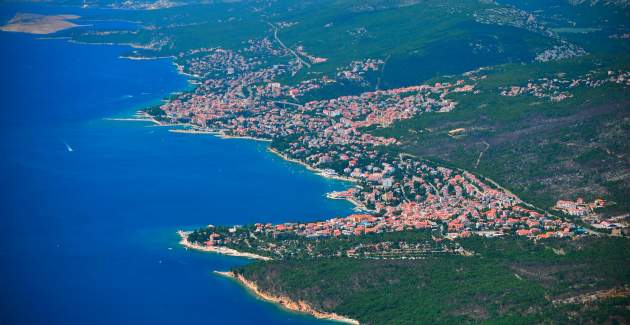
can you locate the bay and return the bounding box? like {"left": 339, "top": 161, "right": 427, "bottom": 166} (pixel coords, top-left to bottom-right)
{"left": 0, "top": 3, "right": 353, "bottom": 324}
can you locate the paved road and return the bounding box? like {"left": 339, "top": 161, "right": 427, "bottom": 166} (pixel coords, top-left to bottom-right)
{"left": 268, "top": 22, "right": 311, "bottom": 68}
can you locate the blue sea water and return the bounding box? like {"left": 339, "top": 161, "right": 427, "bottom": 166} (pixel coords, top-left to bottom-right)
{"left": 0, "top": 4, "right": 353, "bottom": 325}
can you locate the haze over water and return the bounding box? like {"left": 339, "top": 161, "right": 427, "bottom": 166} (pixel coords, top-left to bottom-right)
{"left": 0, "top": 4, "right": 353, "bottom": 324}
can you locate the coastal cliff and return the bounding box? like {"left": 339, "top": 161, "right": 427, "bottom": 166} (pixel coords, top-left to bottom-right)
{"left": 215, "top": 271, "right": 359, "bottom": 325}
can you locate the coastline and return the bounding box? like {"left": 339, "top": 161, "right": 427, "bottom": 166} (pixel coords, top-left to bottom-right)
{"left": 266, "top": 147, "right": 371, "bottom": 212}
{"left": 216, "top": 133, "right": 272, "bottom": 142}
{"left": 267, "top": 147, "right": 357, "bottom": 184}
{"left": 133, "top": 111, "right": 273, "bottom": 143}
{"left": 166, "top": 127, "right": 273, "bottom": 142}
{"left": 177, "top": 230, "right": 272, "bottom": 261}
{"left": 137, "top": 113, "right": 367, "bottom": 210}
{"left": 119, "top": 55, "right": 173, "bottom": 61}
{"left": 215, "top": 271, "right": 360, "bottom": 325}
{"left": 326, "top": 192, "right": 372, "bottom": 213}
{"left": 2, "top": 9, "right": 358, "bottom": 323}
{"left": 105, "top": 37, "right": 367, "bottom": 321}
{"left": 168, "top": 128, "right": 219, "bottom": 135}
{"left": 138, "top": 112, "right": 364, "bottom": 197}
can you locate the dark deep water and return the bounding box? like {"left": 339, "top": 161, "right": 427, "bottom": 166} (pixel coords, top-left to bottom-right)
{"left": 0, "top": 4, "right": 353, "bottom": 324}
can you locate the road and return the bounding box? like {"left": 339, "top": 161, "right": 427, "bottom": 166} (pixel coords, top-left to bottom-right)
{"left": 475, "top": 141, "right": 490, "bottom": 168}
{"left": 272, "top": 100, "right": 302, "bottom": 108}
{"left": 267, "top": 22, "right": 311, "bottom": 68}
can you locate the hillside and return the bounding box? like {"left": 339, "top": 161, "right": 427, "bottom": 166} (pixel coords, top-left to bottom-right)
{"left": 234, "top": 237, "right": 630, "bottom": 324}
{"left": 373, "top": 57, "right": 630, "bottom": 213}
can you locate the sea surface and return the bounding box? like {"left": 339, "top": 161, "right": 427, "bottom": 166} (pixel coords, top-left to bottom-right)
{"left": 0, "top": 4, "right": 353, "bottom": 325}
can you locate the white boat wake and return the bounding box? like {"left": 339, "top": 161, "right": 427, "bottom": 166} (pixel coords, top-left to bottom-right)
{"left": 62, "top": 140, "right": 74, "bottom": 152}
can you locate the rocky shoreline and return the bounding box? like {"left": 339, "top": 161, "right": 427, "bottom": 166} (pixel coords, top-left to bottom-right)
{"left": 215, "top": 271, "right": 360, "bottom": 325}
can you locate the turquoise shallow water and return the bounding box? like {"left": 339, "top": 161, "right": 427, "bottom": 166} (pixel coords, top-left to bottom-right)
{"left": 0, "top": 4, "right": 353, "bottom": 324}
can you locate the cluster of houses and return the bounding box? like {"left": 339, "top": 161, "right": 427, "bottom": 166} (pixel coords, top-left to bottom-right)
{"left": 554, "top": 198, "right": 606, "bottom": 216}
{"left": 535, "top": 43, "right": 587, "bottom": 62}
{"left": 335, "top": 58, "right": 384, "bottom": 84}
{"left": 473, "top": 7, "right": 556, "bottom": 38}
{"left": 214, "top": 154, "right": 580, "bottom": 243}
{"left": 199, "top": 218, "right": 466, "bottom": 259}
{"left": 157, "top": 30, "right": 599, "bottom": 254}
{"left": 555, "top": 198, "right": 629, "bottom": 236}
{"left": 474, "top": 7, "right": 589, "bottom": 64}
{"left": 500, "top": 69, "right": 629, "bottom": 102}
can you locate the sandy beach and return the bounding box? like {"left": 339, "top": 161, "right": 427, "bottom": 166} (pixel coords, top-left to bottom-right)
{"left": 215, "top": 271, "right": 359, "bottom": 324}
{"left": 177, "top": 230, "right": 272, "bottom": 261}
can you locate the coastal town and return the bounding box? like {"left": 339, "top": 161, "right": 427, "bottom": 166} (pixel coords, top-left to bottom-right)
{"left": 148, "top": 7, "right": 630, "bottom": 323}
{"left": 3, "top": 0, "right": 630, "bottom": 324}
{"left": 141, "top": 24, "right": 630, "bottom": 259}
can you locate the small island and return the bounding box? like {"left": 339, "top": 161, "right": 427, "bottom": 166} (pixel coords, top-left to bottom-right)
{"left": 1, "top": 13, "right": 80, "bottom": 35}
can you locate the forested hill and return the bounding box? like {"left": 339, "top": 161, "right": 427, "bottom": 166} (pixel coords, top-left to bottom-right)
{"left": 235, "top": 236, "right": 630, "bottom": 324}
